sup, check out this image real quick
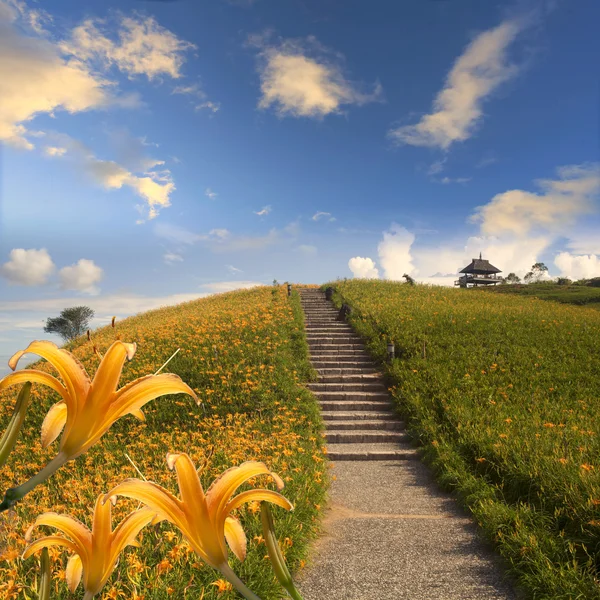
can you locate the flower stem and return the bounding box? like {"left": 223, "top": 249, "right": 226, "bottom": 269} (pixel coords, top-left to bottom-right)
{"left": 0, "top": 452, "right": 69, "bottom": 512}
{"left": 218, "top": 562, "right": 263, "bottom": 600}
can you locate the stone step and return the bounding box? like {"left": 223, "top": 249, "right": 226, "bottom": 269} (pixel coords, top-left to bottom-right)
{"left": 318, "top": 374, "right": 384, "bottom": 383}
{"left": 311, "top": 346, "right": 372, "bottom": 360}
{"left": 325, "top": 443, "right": 419, "bottom": 461}
{"left": 304, "top": 327, "right": 355, "bottom": 333}
{"left": 315, "top": 391, "right": 390, "bottom": 401}
{"left": 326, "top": 430, "right": 408, "bottom": 443}
{"left": 325, "top": 420, "right": 405, "bottom": 431}
{"left": 319, "top": 400, "right": 392, "bottom": 411}
{"left": 316, "top": 367, "right": 380, "bottom": 376}
{"left": 306, "top": 336, "right": 362, "bottom": 342}
{"left": 311, "top": 358, "right": 377, "bottom": 366}
{"left": 307, "top": 382, "right": 387, "bottom": 392}
{"left": 320, "top": 410, "right": 397, "bottom": 421}
{"left": 307, "top": 345, "right": 366, "bottom": 353}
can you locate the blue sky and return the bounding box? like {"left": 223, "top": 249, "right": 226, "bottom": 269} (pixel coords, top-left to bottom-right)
{"left": 0, "top": 0, "right": 599, "bottom": 374}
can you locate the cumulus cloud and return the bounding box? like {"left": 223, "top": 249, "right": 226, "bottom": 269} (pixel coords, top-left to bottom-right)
{"left": 348, "top": 257, "right": 379, "bottom": 279}
{"left": 389, "top": 19, "right": 523, "bottom": 149}
{"left": 60, "top": 15, "right": 195, "bottom": 81}
{"left": 0, "top": 4, "right": 110, "bottom": 149}
{"left": 58, "top": 259, "right": 103, "bottom": 295}
{"left": 312, "top": 211, "right": 336, "bottom": 222}
{"left": 554, "top": 252, "right": 600, "bottom": 280}
{"left": 377, "top": 223, "right": 416, "bottom": 279}
{"left": 254, "top": 205, "right": 272, "bottom": 216}
{"left": 470, "top": 163, "right": 600, "bottom": 236}
{"left": 0, "top": 248, "right": 55, "bottom": 285}
{"left": 164, "top": 252, "right": 183, "bottom": 264}
{"left": 252, "top": 34, "right": 382, "bottom": 118}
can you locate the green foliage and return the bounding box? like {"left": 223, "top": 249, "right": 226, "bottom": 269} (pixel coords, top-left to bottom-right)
{"left": 505, "top": 272, "right": 521, "bottom": 284}
{"left": 485, "top": 282, "right": 600, "bottom": 309}
{"left": 43, "top": 306, "right": 95, "bottom": 341}
{"left": 324, "top": 279, "right": 600, "bottom": 599}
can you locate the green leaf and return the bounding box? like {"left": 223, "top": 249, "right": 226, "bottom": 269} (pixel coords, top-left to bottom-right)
{"left": 0, "top": 382, "right": 31, "bottom": 467}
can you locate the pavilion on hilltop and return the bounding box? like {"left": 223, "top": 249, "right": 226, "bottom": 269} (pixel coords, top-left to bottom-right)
{"left": 455, "top": 254, "right": 502, "bottom": 288}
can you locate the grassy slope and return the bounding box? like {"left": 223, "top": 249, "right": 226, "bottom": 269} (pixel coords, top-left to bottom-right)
{"left": 482, "top": 283, "right": 600, "bottom": 309}
{"left": 0, "top": 285, "right": 327, "bottom": 600}
{"left": 325, "top": 280, "right": 600, "bottom": 600}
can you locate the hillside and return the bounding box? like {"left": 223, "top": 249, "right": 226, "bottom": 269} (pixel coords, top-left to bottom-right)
{"left": 0, "top": 285, "right": 328, "bottom": 600}
{"left": 326, "top": 279, "right": 600, "bottom": 599}
{"left": 481, "top": 282, "right": 600, "bottom": 309}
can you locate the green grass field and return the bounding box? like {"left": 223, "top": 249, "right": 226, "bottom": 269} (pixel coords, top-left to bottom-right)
{"left": 326, "top": 279, "right": 600, "bottom": 600}
{"left": 482, "top": 282, "right": 600, "bottom": 309}
{"left": 0, "top": 285, "right": 328, "bottom": 600}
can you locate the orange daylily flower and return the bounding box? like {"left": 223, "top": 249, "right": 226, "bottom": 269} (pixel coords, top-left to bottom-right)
{"left": 23, "top": 495, "right": 158, "bottom": 600}
{"left": 0, "top": 340, "right": 198, "bottom": 511}
{"left": 105, "top": 452, "right": 293, "bottom": 599}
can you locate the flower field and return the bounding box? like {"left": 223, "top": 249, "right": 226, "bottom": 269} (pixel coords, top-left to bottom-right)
{"left": 327, "top": 280, "right": 600, "bottom": 599}
{"left": 0, "top": 285, "right": 328, "bottom": 600}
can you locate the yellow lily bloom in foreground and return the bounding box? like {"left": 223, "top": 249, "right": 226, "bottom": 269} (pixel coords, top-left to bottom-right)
{"left": 23, "top": 495, "right": 158, "bottom": 600}
{"left": 0, "top": 340, "right": 199, "bottom": 511}
{"left": 105, "top": 452, "right": 294, "bottom": 600}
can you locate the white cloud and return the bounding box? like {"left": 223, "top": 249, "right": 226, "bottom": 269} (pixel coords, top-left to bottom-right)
{"left": 254, "top": 205, "right": 272, "bottom": 216}
{"left": 58, "top": 259, "right": 103, "bottom": 295}
{"left": 554, "top": 252, "right": 600, "bottom": 280}
{"left": 440, "top": 176, "right": 471, "bottom": 184}
{"left": 61, "top": 15, "right": 195, "bottom": 81}
{"left": 173, "top": 83, "right": 220, "bottom": 114}
{"left": 226, "top": 265, "right": 243, "bottom": 274}
{"left": 164, "top": 252, "right": 183, "bottom": 264}
{"left": 196, "top": 100, "right": 220, "bottom": 113}
{"left": 86, "top": 155, "right": 175, "bottom": 220}
{"left": 205, "top": 188, "right": 218, "bottom": 200}
{"left": 44, "top": 146, "right": 67, "bottom": 157}
{"left": 348, "top": 257, "right": 379, "bottom": 279}
{"left": 297, "top": 245, "right": 317, "bottom": 256}
{"left": 312, "top": 211, "right": 335, "bottom": 222}
{"left": 566, "top": 231, "right": 600, "bottom": 255}
{"left": 0, "top": 248, "right": 55, "bottom": 285}
{"left": 389, "top": 19, "right": 523, "bottom": 149}
{"left": 427, "top": 158, "right": 447, "bottom": 175}
{"left": 253, "top": 34, "right": 382, "bottom": 118}
{"left": 470, "top": 163, "right": 600, "bottom": 236}
{"left": 0, "top": 5, "right": 110, "bottom": 149}
{"left": 377, "top": 223, "right": 417, "bottom": 279}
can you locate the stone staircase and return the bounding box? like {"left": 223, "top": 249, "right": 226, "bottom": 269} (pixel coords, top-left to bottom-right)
{"left": 299, "top": 288, "right": 419, "bottom": 461}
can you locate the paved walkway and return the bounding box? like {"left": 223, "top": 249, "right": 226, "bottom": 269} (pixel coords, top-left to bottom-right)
{"left": 295, "top": 288, "right": 522, "bottom": 600}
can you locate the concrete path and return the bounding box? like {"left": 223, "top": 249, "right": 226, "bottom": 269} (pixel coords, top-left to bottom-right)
{"left": 295, "top": 288, "right": 522, "bottom": 600}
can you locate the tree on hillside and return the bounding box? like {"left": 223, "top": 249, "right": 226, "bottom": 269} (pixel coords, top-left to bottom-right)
{"left": 403, "top": 273, "right": 415, "bottom": 285}
{"left": 505, "top": 272, "right": 521, "bottom": 284}
{"left": 44, "top": 306, "right": 95, "bottom": 342}
{"left": 524, "top": 262, "right": 548, "bottom": 283}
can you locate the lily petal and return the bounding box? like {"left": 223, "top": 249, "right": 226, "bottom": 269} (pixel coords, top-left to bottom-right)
{"left": 22, "top": 536, "right": 79, "bottom": 560}
{"left": 41, "top": 401, "right": 68, "bottom": 448}
{"left": 8, "top": 341, "right": 90, "bottom": 403}
{"left": 128, "top": 408, "right": 145, "bottom": 422}
{"left": 225, "top": 489, "right": 294, "bottom": 515}
{"left": 87, "top": 342, "right": 136, "bottom": 412}
{"left": 166, "top": 453, "right": 207, "bottom": 518}
{"left": 91, "top": 496, "right": 112, "bottom": 560}
{"left": 206, "top": 461, "right": 276, "bottom": 520}
{"left": 66, "top": 554, "right": 83, "bottom": 593}
{"left": 110, "top": 507, "right": 156, "bottom": 559}
{"left": 0, "top": 370, "right": 70, "bottom": 405}
{"left": 224, "top": 515, "right": 247, "bottom": 562}
{"left": 26, "top": 512, "right": 91, "bottom": 564}
{"left": 93, "top": 374, "right": 198, "bottom": 445}
{"left": 104, "top": 480, "right": 190, "bottom": 539}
